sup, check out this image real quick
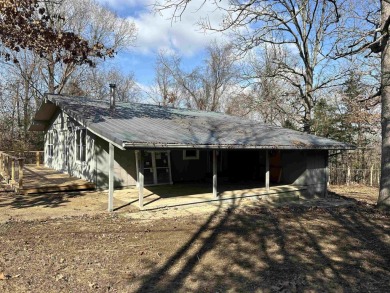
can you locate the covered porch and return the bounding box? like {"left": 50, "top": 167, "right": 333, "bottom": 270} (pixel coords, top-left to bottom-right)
{"left": 112, "top": 183, "right": 307, "bottom": 211}
{"left": 107, "top": 147, "right": 306, "bottom": 211}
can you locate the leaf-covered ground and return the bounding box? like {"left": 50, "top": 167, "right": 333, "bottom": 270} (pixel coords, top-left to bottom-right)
{"left": 0, "top": 185, "right": 389, "bottom": 292}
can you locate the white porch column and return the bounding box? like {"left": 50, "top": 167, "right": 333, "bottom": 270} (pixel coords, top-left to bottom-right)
{"left": 108, "top": 143, "right": 114, "bottom": 212}
{"left": 151, "top": 151, "right": 157, "bottom": 184}
{"left": 265, "top": 150, "right": 270, "bottom": 192}
{"left": 135, "top": 151, "right": 139, "bottom": 188}
{"left": 213, "top": 150, "right": 218, "bottom": 197}
{"left": 168, "top": 151, "right": 173, "bottom": 184}
{"left": 138, "top": 151, "right": 144, "bottom": 209}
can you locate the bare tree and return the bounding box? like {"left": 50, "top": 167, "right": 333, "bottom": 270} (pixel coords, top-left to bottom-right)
{"left": 146, "top": 56, "right": 183, "bottom": 107}
{"left": 0, "top": 0, "right": 137, "bottom": 151}
{"left": 41, "top": 0, "right": 137, "bottom": 94}
{"left": 67, "top": 67, "right": 141, "bottom": 103}
{"left": 0, "top": 65, "right": 44, "bottom": 150}
{"left": 156, "top": 0, "right": 350, "bottom": 132}
{"left": 240, "top": 44, "right": 302, "bottom": 126}
{"left": 156, "top": 41, "right": 239, "bottom": 111}
{"left": 378, "top": 0, "right": 390, "bottom": 207}
{"left": 342, "top": 0, "right": 390, "bottom": 207}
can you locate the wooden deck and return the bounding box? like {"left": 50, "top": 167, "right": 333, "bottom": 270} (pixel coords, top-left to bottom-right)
{"left": 20, "top": 165, "right": 95, "bottom": 194}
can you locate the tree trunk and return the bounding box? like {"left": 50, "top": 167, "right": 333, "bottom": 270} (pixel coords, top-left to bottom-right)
{"left": 303, "top": 105, "right": 312, "bottom": 133}
{"left": 47, "top": 54, "right": 55, "bottom": 94}
{"left": 378, "top": 0, "right": 390, "bottom": 208}
{"left": 23, "top": 78, "right": 30, "bottom": 139}
{"left": 303, "top": 65, "right": 314, "bottom": 134}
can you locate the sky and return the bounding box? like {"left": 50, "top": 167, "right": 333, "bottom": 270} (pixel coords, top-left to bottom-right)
{"left": 95, "top": 0, "right": 229, "bottom": 86}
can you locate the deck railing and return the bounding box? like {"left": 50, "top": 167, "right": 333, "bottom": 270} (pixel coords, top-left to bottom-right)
{"left": 0, "top": 151, "right": 24, "bottom": 190}
{"left": 0, "top": 151, "right": 44, "bottom": 191}
{"left": 6, "top": 151, "right": 44, "bottom": 166}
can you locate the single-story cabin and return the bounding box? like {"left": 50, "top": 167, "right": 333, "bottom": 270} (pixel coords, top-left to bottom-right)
{"left": 29, "top": 90, "right": 353, "bottom": 211}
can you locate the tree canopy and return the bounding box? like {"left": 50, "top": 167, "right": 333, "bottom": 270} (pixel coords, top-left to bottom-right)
{"left": 0, "top": 0, "right": 114, "bottom": 65}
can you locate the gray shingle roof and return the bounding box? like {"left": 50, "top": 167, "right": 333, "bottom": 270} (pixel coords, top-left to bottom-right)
{"left": 32, "top": 94, "right": 354, "bottom": 150}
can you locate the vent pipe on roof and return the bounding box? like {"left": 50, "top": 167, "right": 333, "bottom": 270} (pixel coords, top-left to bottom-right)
{"left": 109, "top": 83, "right": 116, "bottom": 110}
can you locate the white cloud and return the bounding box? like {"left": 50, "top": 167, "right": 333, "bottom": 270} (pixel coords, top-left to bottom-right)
{"left": 96, "top": 0, "right": 145, "bottom": 10}
{"left": 98, "top": 0, "right": 230, "bottom": 56}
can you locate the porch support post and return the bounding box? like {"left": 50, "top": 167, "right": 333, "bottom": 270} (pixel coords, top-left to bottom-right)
{"left": 108, "top": 143, "right": 114, "bottom": 212}
{"left": 213, "top": 150, "right": 217, "bottom": 197}
{"left": 168, "top": 151, "right": 173, "bottom": 184}
{"left": 135, "top": 151, "right": 139, "bottom": 188}
{"left": 324, "top": 152, "right": 329, "bottom": 197}
{"left": 151, "top": 151, "right": 157, "bottom": 184}
{"left": 138, "top": 150, "right": 144, "bottom": 209}
{"left": 265, "top": 150, "right": 270, "bottom": 192}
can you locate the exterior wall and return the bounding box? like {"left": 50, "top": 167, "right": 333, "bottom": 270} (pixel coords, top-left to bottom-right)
{"left": 94, "top": 136, "right": 137, "bottom": 189}
{"left": 170, "top": 150, "right": 209, "bottom": 182}
{"left": 44, "top": 110, "right": 137, "bottom": 189}
{"left": 281, "top": 150, "right": 328, "bottom": 196}
{"left": 44, "top": 110, "right": 76, "bottom": 173}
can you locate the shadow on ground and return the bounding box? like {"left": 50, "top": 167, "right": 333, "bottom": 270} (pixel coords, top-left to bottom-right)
{"left": 132, "top": 192, "right": 390, "bottom": 292}
{"left": 0, "top": 188, "right": 88, "bottom": 209}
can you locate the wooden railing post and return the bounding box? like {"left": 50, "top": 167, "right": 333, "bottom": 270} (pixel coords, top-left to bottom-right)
{"left": 36, "top": 151, "right": 40, "bottom": 167}
{"left": 370, "top": 165, "right": 374, "bottom": 187}
{"left": 378, "top": 168, "right": 380, "bottom": 186}
{"left": 0, "top": 153, "right": 4, "bottom": 177}
{"left": 18, "top": 158, "right": 24, "bottom": 190}
{"left": 2, "top": 155, "right": 6, "bottom": 178}
{"left": 11, "top": 159, "right": 15, "bottom": 183}
{"left": 7, "top": 156, "right": 11, "bottom": 182}
{"left": 0, "top": 153, "right": 3, "bottom": 175}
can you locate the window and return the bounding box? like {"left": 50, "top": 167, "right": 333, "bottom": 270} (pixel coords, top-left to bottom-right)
{"left": 47, "top": 130, "right": 58, "bottom": 158}
{"left": 76, "top": 129, "right": 86, "bottom": 162}
{"left": 183, "top": 149, "right": 199, "bottom": 160}
{"left": 48, "top": 131, "right": 54, "bottom": 157}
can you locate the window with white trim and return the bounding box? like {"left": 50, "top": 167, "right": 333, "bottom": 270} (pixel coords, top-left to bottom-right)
{"left": 48, "top": 131, "right": 54, "bottom": 157}
{"left": 76, "top": 128, "right": 87, "bottom": 162}
{"left": 183, "top": 149, "right": 199, "bottom": 160}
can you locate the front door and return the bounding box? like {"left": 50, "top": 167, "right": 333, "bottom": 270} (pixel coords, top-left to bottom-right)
{"left": 141, "top": 151, "right": 172, "bottom": 185}
{"left": 155, "top": 151, "right": 170, "bottom": 184}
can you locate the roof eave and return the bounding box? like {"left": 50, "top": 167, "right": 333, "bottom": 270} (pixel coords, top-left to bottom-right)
{"left": 86, "top": 125, "right": 126, "bottom": 151}
{"left": 123, "top": 142, "right": 355, "bottom": 150}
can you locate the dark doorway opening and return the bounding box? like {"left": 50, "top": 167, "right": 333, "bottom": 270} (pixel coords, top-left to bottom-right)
{"left": 226, "top": 150, "right": 262, "bottom": 183}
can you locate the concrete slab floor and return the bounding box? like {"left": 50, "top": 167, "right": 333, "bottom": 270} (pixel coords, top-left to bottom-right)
{"left": 111, "top": 183, "right": 307, "bottom": 211}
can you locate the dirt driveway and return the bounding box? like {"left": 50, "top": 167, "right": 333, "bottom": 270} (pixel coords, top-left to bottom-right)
{"left": 0, "top": 185, "right": 389, "bottom": 292}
